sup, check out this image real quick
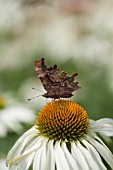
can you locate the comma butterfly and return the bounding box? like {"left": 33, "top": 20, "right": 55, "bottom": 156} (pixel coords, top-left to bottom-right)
{"left": 33, "top": 58, "right": 81, "bottom": 100}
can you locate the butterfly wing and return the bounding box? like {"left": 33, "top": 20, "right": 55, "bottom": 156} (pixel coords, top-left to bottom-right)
{"left": 34, "top": 58, "right": 81, "bottom": 99}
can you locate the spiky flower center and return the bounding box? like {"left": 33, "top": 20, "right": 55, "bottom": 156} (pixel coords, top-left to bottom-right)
{"left": 35, "top": 100, "right": 89, "bottom": 141}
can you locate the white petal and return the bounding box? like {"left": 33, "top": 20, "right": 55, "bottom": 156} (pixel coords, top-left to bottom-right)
{"left": 2, "top": 119, "right": 23, "bottom": 133}
{"left": 96, "top": 118, "right": 113, "bottom": 136}
{"left": 8, "top": 135, "right": 44, "bottom": 166}
{"left": 6, "top": 127, "right": 37, "bottom": 165}
{"left": 24, "top": 152, "right": 35, "bottom": 169}
{"left": 12, "top": 152, "right": 35, "bottom": 170}
{"left": 98, "top": 134, "right": 112, "bottom": 144}
{"left": 62, "top": 142, "right": 79, "bottom": 170}
{"left": 96, "top": 118, "right": 113, "bottom": 125}
{"left": 81, "top": 139, "right": 107, "bottom": 170}
{"left": 43, "top": 140, "right": 55, "bottom": 170}
{"left": 0, "top": 159, "right": 8, "bottom": 170}
{"left": 90, "top": 118, "right": 113, "bottom": 136}
{"left": 54, "top": 141, "right": 70, "bottom": 170}
{"left": 86, "top": 135, "right": 113, "bottom": 169}
{"left": 9, "top": 165, "right": 18, "bottom": 170}
{"left": 77, "top": 141, "right": 102, "bottom": 170}
{"left": 91, "top": 134, "right": 111, "bottom": 150}
{"left": 33, "top": 139, "right": 47, "bottom": 170}
{"left": 22, "top": 135, "right": 44, "bottom": 154}
{"left": 71, "top": 142, "right": 90, "bottom": 170}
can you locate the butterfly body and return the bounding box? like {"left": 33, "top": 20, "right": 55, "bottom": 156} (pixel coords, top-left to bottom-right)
{"left": 34, "top": 58, "right": 80, "bottom": 99}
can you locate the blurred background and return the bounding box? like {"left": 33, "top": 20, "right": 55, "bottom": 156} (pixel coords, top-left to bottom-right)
{"left": 0, "top": 0, "right": 113, "bottom": 169}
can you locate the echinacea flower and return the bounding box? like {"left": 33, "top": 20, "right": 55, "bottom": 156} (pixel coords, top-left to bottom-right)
{"left": 0, "top": 96, "right": 35, "bottom": 137}
{"left": 6, "top": 99, "right": 113, "bottom": 170}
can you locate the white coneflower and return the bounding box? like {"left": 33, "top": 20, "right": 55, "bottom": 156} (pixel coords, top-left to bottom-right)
{"left": 0, "top": 96, "right": 35, "bottom": 137}
{"left": 6, "top": 99, "right": 113, "bottom": 170}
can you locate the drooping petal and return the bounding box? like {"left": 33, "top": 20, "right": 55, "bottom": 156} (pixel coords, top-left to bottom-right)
{"left": 10, "top": 152, "right": 35, "bottom": 170}
{"left": 8, "top": 135, "right": 44, "bottom": 167}
{"left": 76, "top": 140, "right": 102, "bottom": 170}
{"left": 81, "top": 139, "right": 107, "bottom": 170}
{"left": 86, "top": 135, "right": 113, "bottom": 169}
{"left": 6, "top": 127, "right": 37, "bottom": 165}
{"left": 33, "top": 139, "right": 47, "bottom": 170}
{"left": 62, "top": 142, "right": 80, "bottom": 170}
{"left": 71, "top": 142, "right": 90, "bottom": 170}
{"left": 9, "top": 165, "right": 18, "bottom": 170}
{"left": 54, "top": 141, "right": 70, "bottom": 170}
{"left": 43, "top": 140, "right": 55, "bottom": 170}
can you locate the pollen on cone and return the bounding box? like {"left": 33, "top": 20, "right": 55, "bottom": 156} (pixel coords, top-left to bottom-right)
{"left": 35, "top": 100, "right": 89, "bottom": 141}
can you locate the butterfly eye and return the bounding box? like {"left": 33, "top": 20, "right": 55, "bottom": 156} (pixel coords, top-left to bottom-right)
{"left": 61, "top": 83, "right": 65, "bottom": 87}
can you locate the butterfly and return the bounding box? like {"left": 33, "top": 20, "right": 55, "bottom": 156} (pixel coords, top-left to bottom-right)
{"left": 34, "top": 58, "right": 81, "bottom": 99}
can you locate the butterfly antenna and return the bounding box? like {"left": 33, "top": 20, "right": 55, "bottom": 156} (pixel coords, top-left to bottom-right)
{"left": 32, "top": 87, "right": 44, "bottom": 93}
{"left": 28, "top": 94, "right": 43, "bottom": 101}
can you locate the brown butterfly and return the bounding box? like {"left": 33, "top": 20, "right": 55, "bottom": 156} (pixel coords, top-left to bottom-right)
{"left": 34, "top": 58, "right": 81, "bottom": 99}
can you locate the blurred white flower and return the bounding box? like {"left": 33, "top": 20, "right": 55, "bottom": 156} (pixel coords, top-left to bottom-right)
{"left": 0, "top": 0, "right": 25, "bottom": 33}
{"left": 0, "top": 159, "right": 8, "bottom": 170}
{"left": 1, "top": 0, "right": 113, "bottom": 95}
{"left": 6, "top": 100, "right": 113, "bottom": 170}
{"left": 1, "top": 0, "right": 113, "bottom": 72}
{"left": 0, "top": 95, "right": 35, "bottom": 138}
